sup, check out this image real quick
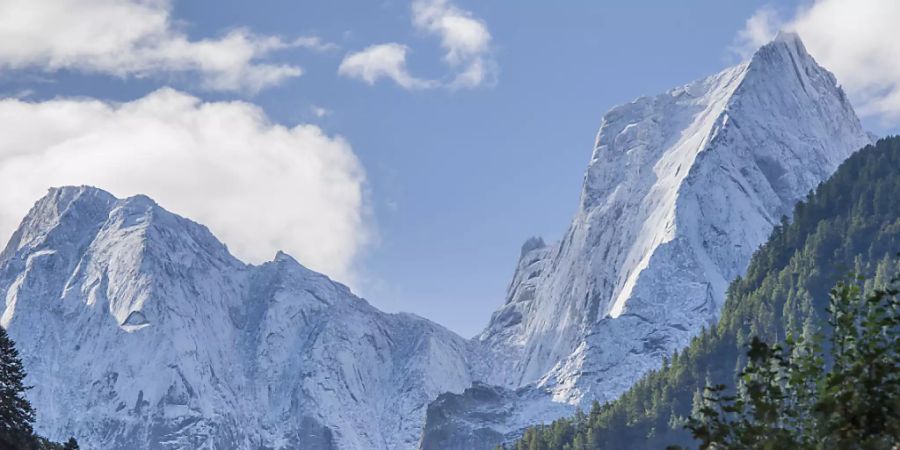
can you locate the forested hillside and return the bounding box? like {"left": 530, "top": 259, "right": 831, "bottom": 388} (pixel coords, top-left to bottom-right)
{"left": 504, "top": 136, "right": 900, "bottom": 449}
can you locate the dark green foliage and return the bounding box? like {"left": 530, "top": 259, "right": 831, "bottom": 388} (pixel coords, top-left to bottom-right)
{"left": 815, "top": 276, "right": 899, "bottom": 448}
{"left": 0, "top": 325, "right": 35, "bottom": 449}
{"left": 33, "top": 437, "right": 76, "bottom": 450}
{"left": 0, "top": 326, "right": 78, "bottom": 450}
{"left": 686, "top": 276, "right": 899, "bottom": 449}
{"left": 505, "top": 137, "right": 900, "bottom": 450}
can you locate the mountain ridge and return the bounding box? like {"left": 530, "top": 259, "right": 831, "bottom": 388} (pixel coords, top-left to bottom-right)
{"left": 421, "top": 32, "right": 873, "bottom": 449}
{"left": 506, "top": 135, "right": 900, "bottom": 449}
{"left": 0, "top": 185, "right": 474, "bottom": 450}
{"left": 0, "top": 33, "right": 879, "bottom": 450}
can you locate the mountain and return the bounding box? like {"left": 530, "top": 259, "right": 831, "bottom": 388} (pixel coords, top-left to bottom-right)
{"left": 421, "top": 33, "right": 873, "bottom": 448}
{"left": 0, "top": 186, "right": 474, "bottom": 450}
{"left": 0, "top": 33, "right": 878, "bottom": 450}
{"left": 506, "top": 135, "right": 900, "bottom": 449}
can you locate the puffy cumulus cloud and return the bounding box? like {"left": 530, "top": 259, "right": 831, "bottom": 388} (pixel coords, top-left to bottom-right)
{"left": 0, "top": 0, "right": 333, "bottom": 93}
{"left": 735, "top": 0, "right": 900, "bottom": 122}
{"left": 0, "top": 88, "right": 369, "bottom": 285}
{"left": 338, "top": 43, "right": 436, "bottom": 89}
{"left": 339, "top": 0, "right": 495, "bottom": 90}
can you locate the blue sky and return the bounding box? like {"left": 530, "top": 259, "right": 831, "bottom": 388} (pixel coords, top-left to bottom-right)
{"left": 1, "top": 0, "right": 898, "bottom": 337}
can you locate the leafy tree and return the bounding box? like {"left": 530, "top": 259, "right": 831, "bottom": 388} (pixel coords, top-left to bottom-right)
{"left": 62, "top": 437, "right": 79, "bottom": 450}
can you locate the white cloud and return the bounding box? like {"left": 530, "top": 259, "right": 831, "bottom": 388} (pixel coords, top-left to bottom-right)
{"left": 338, "top": 43, "right": 435, "bottom": 89}
{"left": 0, "top": 0, "right": 331, "bottom": 93}
{"left": 411, "top": 0, "right": 495, "bottom": 88}
{"left": 737, "top": 0, "right": 900, "bottom": 122}
{"left": 0, "top": 89, "right": 369, "bottom": 285}
{"left": 731, "top": 6, "right": 781, "bottom": 59}
{"left": 339, "top": 0, "right": 495, "bottom": 90}
{"left": 311, "top": 105, "right": 331, "bottom": 118}
{"left": 291, "top": 36, "right": 340, "bottom": 53}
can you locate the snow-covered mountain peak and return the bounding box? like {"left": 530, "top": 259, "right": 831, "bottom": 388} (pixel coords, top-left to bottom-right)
{"left": 771, "top": 29, "right": 804, "bottom": 48}
{"left": 273, "top": 249, "right": 295, "bottom": 263}
{"left": 0, "top": 186, "right": 114, "bottom": 261}
{"left": 267, "top": 249, "right": 328, "bottom": 283}
{"left": 426, "top": 34, "right": 874, "bottom": 448}
{"left": 0, "top": 33, "right": 879, "bottom": 450}
{"left": 0, "top": 188, "right": 475, "bottom": 450}
{"left": 44, "top": 185, "right": 116, "bottom": 211}
{"left": 4, "top": 186, "right": 236, "bottom": 269}
{"left": 742, "top": 30, "right": 838, "bottom": 98}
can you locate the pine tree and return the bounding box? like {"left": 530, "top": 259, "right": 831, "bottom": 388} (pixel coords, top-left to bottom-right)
{"left": 684, "top": 274, "right": 900, "bottom": 449}
{"left": 62, "top": 437, "right": 80, "bottom": 450}
{"left": 0, "top": 325, "right": 35, "bottom": 447}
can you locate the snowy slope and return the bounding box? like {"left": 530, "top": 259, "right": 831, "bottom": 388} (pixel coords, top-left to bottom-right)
{"left": 0, "top": 186, "right": 474, "bottom": 450}
{"left": 0, "top": 33, "right": 875, "bottom": 450}
{"left": 424, "top": 33, "right": 873, "bottom": 447}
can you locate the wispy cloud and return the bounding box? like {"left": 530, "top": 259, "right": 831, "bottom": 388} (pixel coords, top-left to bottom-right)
{"left": 338, "top": 43, "right": 436, "bottom": 89}
{"left": 311, "top": 105, "right": 331, "bottom": 118}
{"left": 411, "top": 0, "right": 495, "bottom": 88}
{"left": 339, "top": 0, "right": 496, "bottom": 90}
{"left": 731, "top": 6, "right": 782, "bottom": 59}
{"left": 0, "top": 89, "right": 370, "bottom": 285}
{"left": 736, "top": 0, "right": 900, "bottom": 122}
{"left": 292, "top": 36, "right": 340, "bottom": 53}
{"left": 0, "top": 0, "right": 333, "bottom": 93}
